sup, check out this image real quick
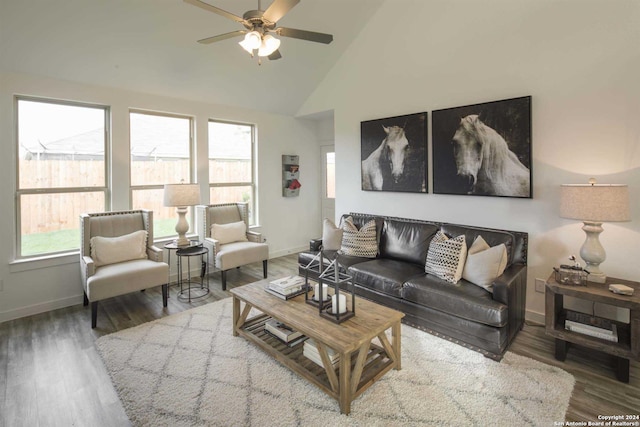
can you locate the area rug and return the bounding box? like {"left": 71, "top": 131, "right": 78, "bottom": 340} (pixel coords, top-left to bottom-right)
{"left": 96, "top": 298, "right": 574, "bottom": 426}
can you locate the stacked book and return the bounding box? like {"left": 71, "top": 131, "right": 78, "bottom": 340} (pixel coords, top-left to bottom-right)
{"left": 264, "top": 319, "right": 306, "bottom": 346}
{"left": 564, "top": 311, "right": 618, "bottom": 343}
{"left": 265, "top": 276, "right": 307, "bottom": 300}
{"left": 303, "top": 339, "right": 340, "bottom": 368}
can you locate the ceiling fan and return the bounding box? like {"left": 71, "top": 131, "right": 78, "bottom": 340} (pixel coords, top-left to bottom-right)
{"left": 184, "top": 0, "right": 333, "bottom": 63}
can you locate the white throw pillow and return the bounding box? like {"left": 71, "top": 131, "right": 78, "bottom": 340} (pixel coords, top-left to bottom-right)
{"left": 424, "top": 231, "right": 467, "bottom": 284}
{"left": 339, "top": 216, "right": 377, "bottom": 258}
{"left": 211, "top": 221, "right": 248, "bottom": 245}
{"left": 322, "top": 218, "right": 343, "bottom": 251}
{"left": 462, "top": 236, "right": 508, "bottom": 292}
{"left": 90, "top": 230, "right": 148, "bottom": 268}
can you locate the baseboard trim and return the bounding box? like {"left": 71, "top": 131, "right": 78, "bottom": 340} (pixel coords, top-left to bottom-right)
{"left": 0, "top": 294, "right": 82, "bottom": 324}
{"left": 525, "top": 309, "right": 545, "bottom": 325}
{"left": 269, "top": 246, "right": 306, "bottom": 259}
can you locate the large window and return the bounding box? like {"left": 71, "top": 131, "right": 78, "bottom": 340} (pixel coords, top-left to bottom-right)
{"left": 16, "top": 97, "right": 109, "bottom": 257}
{"left": 130, "top": 111, "right": 193, "bottom": 238}
{"left": 208, "top": 120, "right": 256, "bottom": 225}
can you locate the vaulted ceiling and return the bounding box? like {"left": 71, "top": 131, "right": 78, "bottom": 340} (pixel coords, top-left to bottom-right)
{"left": 0, "top": 0, "right": 384, "bottom": 115}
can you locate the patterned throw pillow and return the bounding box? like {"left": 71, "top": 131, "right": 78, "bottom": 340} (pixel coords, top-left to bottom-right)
{"left": 425, "top": 231, "right": 467, "bottom": 284}
{"left": 339, "top": 216, "right": 378, "bottom": 258}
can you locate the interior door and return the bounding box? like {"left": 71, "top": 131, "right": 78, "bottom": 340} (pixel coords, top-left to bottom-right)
{"left": 321, "top": 145, "right": 335, "bottom": 222}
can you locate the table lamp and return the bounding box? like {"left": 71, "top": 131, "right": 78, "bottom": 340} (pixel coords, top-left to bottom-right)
{"left": 560, "top": 178, "right": 630, "bottom": 283}
{"left": 163, "top": 182, "right": 200, "bottom": 246}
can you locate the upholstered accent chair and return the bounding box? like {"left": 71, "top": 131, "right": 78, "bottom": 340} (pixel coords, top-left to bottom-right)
{"left": 80, "top": 210, "right": 169, "bottom": 328}
{"left": 196, "top": 202, "right": 268, "bottom": 290}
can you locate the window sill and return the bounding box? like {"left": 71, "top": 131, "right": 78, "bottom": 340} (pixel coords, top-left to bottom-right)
{"left": 10, "top": 252, "right": 79, "bottom": 273}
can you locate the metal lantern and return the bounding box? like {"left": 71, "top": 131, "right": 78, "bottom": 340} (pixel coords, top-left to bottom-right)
{"left": 304, "top": 250, "right": 355, "bottom": 323}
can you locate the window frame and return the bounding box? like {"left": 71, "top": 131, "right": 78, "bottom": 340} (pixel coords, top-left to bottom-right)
{"left": 128, "top": 109, "right": 195, "bottom": 238}
{"left": 208, "top": 119, "right": 257, "bottom": 225}
{"left": 14, "top": 95, "right": 111, "bottom": 259}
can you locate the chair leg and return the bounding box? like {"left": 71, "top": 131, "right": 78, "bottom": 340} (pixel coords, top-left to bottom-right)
{"left": 263, "top": 260, "right": 268, "bottom": 278}
{"left": 221, "top": 270, "right": 227, "bottom": 291}
{"left": 91, "top": 301, "right": 98, "bottom": 329}
{"left": 162, "top": 284, "right": 168, "bottom": 307}
{"left": 83, "top": 292, "right": 89, "bottom": 306}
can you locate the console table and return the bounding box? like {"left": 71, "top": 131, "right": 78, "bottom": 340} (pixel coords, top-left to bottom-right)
{"left": 545, "top": 274, "right": 640, "bottom": 382}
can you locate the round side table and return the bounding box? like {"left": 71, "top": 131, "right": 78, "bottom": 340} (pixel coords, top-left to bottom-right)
{"left": 175, "top": 245, "right": 210, "bottom": 302}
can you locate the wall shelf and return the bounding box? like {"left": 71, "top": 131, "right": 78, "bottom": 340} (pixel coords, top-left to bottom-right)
{"left": 282, "top": 155, "right": 300, "bottom": 197}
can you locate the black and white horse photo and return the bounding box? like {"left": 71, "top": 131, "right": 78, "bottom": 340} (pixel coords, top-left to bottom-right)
{"left": 432, "top": 96, "right": 532, "bottom": 198}
{"left": 361, "top": 112, "right": 427, "bottom": 193}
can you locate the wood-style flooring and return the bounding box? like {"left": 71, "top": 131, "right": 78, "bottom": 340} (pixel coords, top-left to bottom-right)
{"left": 1, "top": 254, "right": 638, "bottom": 426}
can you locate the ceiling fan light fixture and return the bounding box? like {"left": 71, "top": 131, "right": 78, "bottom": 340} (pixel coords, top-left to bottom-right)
{"left": 257, "top": 34, "right": 280, "bottom": 57}
{"left": 239, "top": 30, "right": 262, "bottom": 53}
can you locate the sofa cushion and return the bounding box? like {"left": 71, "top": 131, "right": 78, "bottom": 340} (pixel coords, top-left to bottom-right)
{"left": 322, "top": 218, "right": 343, "bottom": 251}
{"left": 424, "top": 231, "right": 468, "bottom": 284}
{"left": 90, "top": 230, "right": 148, "bottom": 267}
{"left": 403, "top": 274, "right": 508, "bottom": 327}
{"left": 340, "top": 216, "right": 378, "bottom": 258}
{"left": 379, "top": 219, "right": 438, "bottom": 266}
{"left": 348, "top": 259, "right": 424, "bottom": 298}
{"left": 462, "top": 236, "right": 508, "bottom": 292}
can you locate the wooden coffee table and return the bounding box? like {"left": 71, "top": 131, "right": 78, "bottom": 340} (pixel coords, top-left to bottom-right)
{"left": 230, "top": 277, "right": 404, "bottom": 414}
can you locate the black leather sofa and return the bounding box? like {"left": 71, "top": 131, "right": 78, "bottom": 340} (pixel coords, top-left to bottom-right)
{"left": 298, "top": 213, "right": 528, "bottom": 361}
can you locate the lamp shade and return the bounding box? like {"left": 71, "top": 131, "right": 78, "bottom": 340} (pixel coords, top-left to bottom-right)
{"left": 560, "top": 184, "right": 630, "bottom": 222}
{"left": 258, "top": 34, "right": 280, "bottom": 57}
{"left": 163, "top": 183, "right": 200, "bottom": 207}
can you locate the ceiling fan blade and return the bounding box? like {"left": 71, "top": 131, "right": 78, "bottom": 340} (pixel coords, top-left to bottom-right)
{"left": 268, "top": 49, "right": 282, "bottom": 60}
{"left": 276, "top": 27, "right": 333, "bottom": 44}
{"left": 197, "top": 30, "right": 247, "bottom": 44}
{"left": 183, "top": 0, "right": 245, "bottom": 23}
{"left": 263, "top": 0, "right": 300, "bottom": 23}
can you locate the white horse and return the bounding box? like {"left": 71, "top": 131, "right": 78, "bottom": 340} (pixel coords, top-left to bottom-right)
{"left": 362, "top": 125, "right": 409, "bottom": 190}
{"left": 452, "top": 115, "right": 530, "bottom": 197}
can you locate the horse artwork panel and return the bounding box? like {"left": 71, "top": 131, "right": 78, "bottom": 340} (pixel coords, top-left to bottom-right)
{"left": 432, "top": 96, "right": 532, "bottom": 198}
{"left": 361, "top": 112, "right": 427, "bottom": 193}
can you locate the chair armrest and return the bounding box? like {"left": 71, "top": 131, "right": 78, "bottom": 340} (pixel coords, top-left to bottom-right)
{"left": 310, "top": 238, "right": 323, "bottom": 252}
{"left": 147, "top": 245, "right": 164, "bottom": 262}
{"left": 246, "top": 230, "right": 263, "bottom": 243}
{"left": 492, "top": 263, "right": 527, "bottom": 343}
{"left": 80, "top": 255, "right": 95, "bottom": 283}
{"left": 203, "top": 237, "right": 218, "bottom": 258}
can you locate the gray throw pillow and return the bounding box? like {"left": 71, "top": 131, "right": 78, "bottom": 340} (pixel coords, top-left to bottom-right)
{"left": 322, "top": 218, "right": 343, "bottom": 251}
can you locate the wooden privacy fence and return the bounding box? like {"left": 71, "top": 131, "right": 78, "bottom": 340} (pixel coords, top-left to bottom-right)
{"left": 19, "top": 159, "right": 251, "bottom": 235}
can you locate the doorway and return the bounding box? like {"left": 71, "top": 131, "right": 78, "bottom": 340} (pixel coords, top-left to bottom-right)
{"left": 321, "top": 145, "right": 335, "bottom": 221}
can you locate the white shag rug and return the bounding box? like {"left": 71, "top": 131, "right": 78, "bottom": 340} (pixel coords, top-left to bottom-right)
{"left": 96, "top": 298, "right": 574, "bottom": 426}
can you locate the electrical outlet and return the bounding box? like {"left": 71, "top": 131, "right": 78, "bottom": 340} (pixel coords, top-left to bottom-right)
{"left": 535, "top": 278, "right": 546, "bottom": 293}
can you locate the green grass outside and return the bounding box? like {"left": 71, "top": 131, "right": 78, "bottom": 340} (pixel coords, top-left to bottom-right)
{"left": 21, "top": 218, "right": 182, "bottom": 257}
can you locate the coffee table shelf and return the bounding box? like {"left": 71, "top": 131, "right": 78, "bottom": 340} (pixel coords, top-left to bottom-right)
{"left": 238, "top": 313, "right": 394, "bottom": 398}
{"left": 230, "top": 278, "right": 404, "bottom": 414}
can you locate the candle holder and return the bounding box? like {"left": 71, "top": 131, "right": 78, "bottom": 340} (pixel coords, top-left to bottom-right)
{"left": 304, "top": 250, "right": 355, "bottom": 323}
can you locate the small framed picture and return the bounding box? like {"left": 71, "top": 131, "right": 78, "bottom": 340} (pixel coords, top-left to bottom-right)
{"left": 432, "top": 96, "right": 532, "bottom": 198}
{"left": 360, "top": 112, "right": 427, "bottom": 193}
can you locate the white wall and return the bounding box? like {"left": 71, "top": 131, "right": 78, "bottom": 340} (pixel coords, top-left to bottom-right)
{"left": 299, "top": 0, "right": 640, "bottom": 322}
{"left": 0, "top": 72, "right": 322, "bottom": 322}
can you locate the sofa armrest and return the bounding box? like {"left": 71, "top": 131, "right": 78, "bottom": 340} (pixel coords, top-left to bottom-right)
{"left": 310, "top": 238, "right": 322, "bottom": 252}
{"left": 492, "top": 263, "right": 527, "bottom": 344}
{"left": 246, "top": 230, "right": 263, "bottom": 243}
{"left": 147, "top": 245, "right": 164, "bottom": 263}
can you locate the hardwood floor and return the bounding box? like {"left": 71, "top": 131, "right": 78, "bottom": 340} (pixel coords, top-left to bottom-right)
{"left": 1, "top": 254, "right": 638, "bottom": 426}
